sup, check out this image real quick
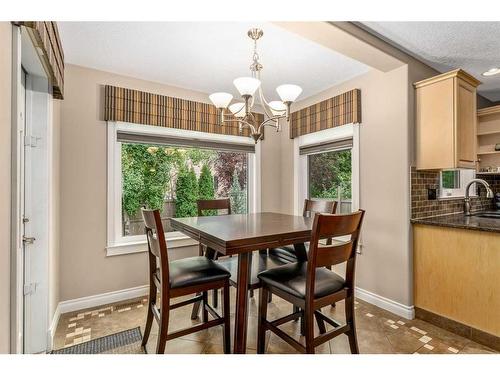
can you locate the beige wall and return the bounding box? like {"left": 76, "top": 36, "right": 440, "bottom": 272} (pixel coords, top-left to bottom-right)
{"left": 59, "top": 65, "right": 207, "bottom": 301}
{"left": 0, "top": 22, "right": 12, "bottom": 353}
{"left": 278, "top": 67, "right": 416, "bottom": 305}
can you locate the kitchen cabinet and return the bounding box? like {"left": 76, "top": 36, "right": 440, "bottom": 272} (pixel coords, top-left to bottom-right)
{"left": 414, "top": 69, "right": 481, "bottom": 170}
{"left": 477, "top": 104, "right": 500, "bottom": 173}
{"left": 413, "top": 224, "right": 500, "bottom": 337}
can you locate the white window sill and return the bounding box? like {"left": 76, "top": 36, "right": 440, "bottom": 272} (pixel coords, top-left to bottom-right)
{"left": 106, "top": 235, "right": 198, "bottom": 257}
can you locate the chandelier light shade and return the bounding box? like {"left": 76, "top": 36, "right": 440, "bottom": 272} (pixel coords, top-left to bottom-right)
{"left": 233, "top": 77, "right": 261, "bottom": 97}
{"left": 208, "top": 28, "right": 303, "bottom": 143}
{"left": 268, "top": 101, "right": 287, "bottom": 116}
{"left": 209, "top": 92, "right": 233, "bottom": 109}
{"left": 276, "top": 84, "right": 303, "bottom": 103}
{"left": 229, "top": 102, "right": 246, "bottom": 118}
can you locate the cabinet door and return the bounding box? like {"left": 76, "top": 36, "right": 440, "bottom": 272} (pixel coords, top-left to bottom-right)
{"left": 455, "top": 79, "right": 477, "bottom": 169}
{"left": 416, "top": 78, "right": 455, "bottom": 170}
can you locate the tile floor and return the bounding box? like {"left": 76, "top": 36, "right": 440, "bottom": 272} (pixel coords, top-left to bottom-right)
{"left": 53, "top": 289, "right": 497, "bottom": 354}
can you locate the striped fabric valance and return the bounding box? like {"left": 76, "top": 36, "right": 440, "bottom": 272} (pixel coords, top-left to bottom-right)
{"left": 289, "top": 89, "right": 361, "bottom": 138}
{"left": 19, "top": 22, "right": 65, "bottom": 99}
{"left": 104, "top": 85, "right": 264, "bottom": 138}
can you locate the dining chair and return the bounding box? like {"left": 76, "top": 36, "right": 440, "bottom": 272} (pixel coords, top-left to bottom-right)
{"left": 270, "top": 199, "right": 339, "bottom": 325}
{"left": 269, "top": 199, "right": 338, "bottom": 262}
{"left": 141, "top": 208, "right": 231, "bottom": 354}
{"left": 256, "top": 210, "right": 365, "bottom": 354}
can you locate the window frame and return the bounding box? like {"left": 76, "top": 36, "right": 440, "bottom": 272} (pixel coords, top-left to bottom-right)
{"left": 294, "top": 123, "right": 360, "bottom": 215}
{"left": 293, "top": 124, "right": 361, "bottom": 253}
{"left": 106, "top": 121, "right": 259, "bottom": 256}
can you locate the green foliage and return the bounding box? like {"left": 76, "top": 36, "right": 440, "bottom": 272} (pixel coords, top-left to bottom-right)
{"left": 175, "top": 167, "right": 199, "bottom": 218}
{"left": 198, "top": 164, "right": 216, "bottom": 216}
{"left": 309, "top": 149, "right": 352, "bottom": 199}
{"left": 121, "top": 144, "right": 172, "bottom": 216}
{"left": 186, "top": 148, "right": 216, "bottom": 166}
{"left": 121, "top": 143, "right": 248, "bottom": 223}
{"left": 229, "top": 169, "right": 247, "bottom": 214}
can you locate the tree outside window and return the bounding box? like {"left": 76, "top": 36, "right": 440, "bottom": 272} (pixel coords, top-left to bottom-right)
{"left": 121, "top": 143, "right": 248, "bottom": 236}
{"left": 308, "top": 149, "right": 352, "bottom": 213}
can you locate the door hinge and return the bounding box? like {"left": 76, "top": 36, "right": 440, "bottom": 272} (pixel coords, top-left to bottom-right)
{"left": 23, "top": 283, "right": 38, "bottom": 296}
{"left": 24, "top": 135, "right": 40, "bottom": 148}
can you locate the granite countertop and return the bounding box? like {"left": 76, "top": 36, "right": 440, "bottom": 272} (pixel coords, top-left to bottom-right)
{"left": 411, "top": 211, "right": 500, "bottom": 233}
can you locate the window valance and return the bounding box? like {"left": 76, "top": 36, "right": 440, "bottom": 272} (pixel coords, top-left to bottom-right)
{"left": 104, "top": 85, "right": 264, "bottom": 137}
{"left": 290, "top": 89, "right": 361, "bottom": 138}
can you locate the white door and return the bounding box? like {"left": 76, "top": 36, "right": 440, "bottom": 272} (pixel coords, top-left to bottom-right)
{"left": 22, "top": 73, "right": 50, "bottom": 354}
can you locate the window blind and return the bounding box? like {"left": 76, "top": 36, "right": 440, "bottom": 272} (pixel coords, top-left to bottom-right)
{"left": 117, "top": 130, "right": 255, "bottom": 153}
{"left": 299, "top": 137, "right": 353, "bottom": 155}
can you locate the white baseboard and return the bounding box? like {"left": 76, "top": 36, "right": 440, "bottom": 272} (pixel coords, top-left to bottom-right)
{"left": 57, "top": 285, "right": 149, "bottom": 315}
{"left": 47, "top": 304, "right": 61, "bottom": 351}
{"left": 355, "top": 287, "right": 415, "bottom": 320}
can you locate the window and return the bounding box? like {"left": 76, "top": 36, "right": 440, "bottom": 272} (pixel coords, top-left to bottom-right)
{"left": 439, "top": 169, "right": 476, "bottom": 198}
{"left": 302, "top": 138, "right": 354, "bottom": 213}
{"left": 121, "top": 143, "right": 248, "bottom": 237}
{"left": 107, "top": 122, "right": 257, "bottom": 256}
{"left": 308, "top": 148, "right": 352, "bottom": 213}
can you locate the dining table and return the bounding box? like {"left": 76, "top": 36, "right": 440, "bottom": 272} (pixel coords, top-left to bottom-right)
{"left": 170, "top": 211, "right": 314, "bottom": 353}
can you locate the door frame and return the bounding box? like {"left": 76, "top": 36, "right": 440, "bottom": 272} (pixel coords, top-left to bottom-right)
{"left": 10, "top": 24, "right": 53, "bottom": 354}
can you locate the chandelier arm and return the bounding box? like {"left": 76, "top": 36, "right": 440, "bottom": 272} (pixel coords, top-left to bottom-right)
{"left": 257, "top": 86, "right": 274, "bottom": 118}
{"left": 222, "top": 118, "right": 256, "bottom": 132}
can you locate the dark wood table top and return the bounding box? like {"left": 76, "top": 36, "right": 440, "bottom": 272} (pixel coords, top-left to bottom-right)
{"left": 170, "top": 212, "right": 313, "bottom": 255}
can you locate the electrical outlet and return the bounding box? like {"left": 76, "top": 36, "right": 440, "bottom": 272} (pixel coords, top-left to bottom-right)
{"left": 356, "top": 243, "right": 363, "bottom": 254}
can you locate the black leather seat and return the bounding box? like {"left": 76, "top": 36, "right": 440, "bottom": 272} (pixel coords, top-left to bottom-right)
{"left": 258, "top": 262, "right": 345, "bottom": 299}
{"left": 269, "top": 244, "right": 308, "bottom": 262}
{"left": 154, "top": 257, "right": 231, "bottom": 289}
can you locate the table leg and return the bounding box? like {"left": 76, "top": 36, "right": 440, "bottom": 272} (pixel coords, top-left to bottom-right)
{"left": 294, "top": 242, "right": 308, "bottom": 262}
{"left": 233, "top": 252, "right": 251, "bottom": 353}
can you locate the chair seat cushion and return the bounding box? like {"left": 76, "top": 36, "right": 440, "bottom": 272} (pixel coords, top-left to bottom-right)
{"left": 269, "top": 244, "right": 308, "bottom": 262}
{"left": 156, "top": 256, "right": 231, "bottom": 289}
{"left": 258, "top": 262, "right": 345, "bottom": 299}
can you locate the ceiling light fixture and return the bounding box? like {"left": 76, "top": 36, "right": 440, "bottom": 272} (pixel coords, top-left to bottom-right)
{"left": 482, "top": 67, "right": 500, "bottom": 77}
{"left": 209, "top": 28, "right": 302, "bottom": 143}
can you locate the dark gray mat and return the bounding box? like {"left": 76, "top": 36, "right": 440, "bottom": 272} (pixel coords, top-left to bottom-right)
{"left": 51, "top": 327, "right": 145, "bottom": 354}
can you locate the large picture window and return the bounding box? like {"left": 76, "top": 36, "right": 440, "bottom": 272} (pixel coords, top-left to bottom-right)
{"left": 121, "top": 143, "right": 248, "bottom": 236}
{"left": 107, "top": 122, "right": 257, "bottom": 256}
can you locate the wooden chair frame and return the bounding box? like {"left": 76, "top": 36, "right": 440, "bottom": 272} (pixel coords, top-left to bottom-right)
{"left": 141, "top": 209, "right": 231, "bottom": 354}
{"left": 257, "top": 210, "right": 365, "bottom": 354}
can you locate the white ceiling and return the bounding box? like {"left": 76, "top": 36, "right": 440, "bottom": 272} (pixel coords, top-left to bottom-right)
{"left": 58, "top": 22, "right": 370, "bottom": 102}
{"left": 361, "top": 22, "right": 500, "bottom": 102}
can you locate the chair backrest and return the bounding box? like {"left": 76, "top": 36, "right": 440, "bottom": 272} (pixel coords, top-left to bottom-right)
{"left": 197, "top": 198, "right": 231, "bottom": 216}
{"left": 141, "top": 209, "right": 169, "bottom": 286}
{"left": 302, "top": 199, "right": 337, "bottom": 218}
{"left": 306, "top": 210, "right": 365, "bottom": 296}
{"left": 303, "top": 199, "right": 338, "bottom": 245}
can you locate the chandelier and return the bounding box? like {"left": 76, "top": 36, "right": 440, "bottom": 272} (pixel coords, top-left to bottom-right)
{"left": 209, "top": 28, "right": 303, "bottom": 143}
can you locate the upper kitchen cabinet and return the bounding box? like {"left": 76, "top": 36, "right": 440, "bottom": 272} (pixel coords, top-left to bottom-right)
{"left": 414, "top": 69, "right": 481, "bottom": 170}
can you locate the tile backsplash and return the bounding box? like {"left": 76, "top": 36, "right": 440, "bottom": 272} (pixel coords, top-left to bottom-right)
{"left": 410, "top": 167, "right": 500, "bottom": 219}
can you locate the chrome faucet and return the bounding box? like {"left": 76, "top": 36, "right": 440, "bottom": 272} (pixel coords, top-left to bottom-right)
{"left": 464, "top": 178, "right": 494, "bottom": 216}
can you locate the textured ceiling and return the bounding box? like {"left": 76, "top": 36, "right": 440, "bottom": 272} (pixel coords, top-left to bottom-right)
{"left": 58, "top": 22, "right": 369, "bottom": 102}
{"left": 361, "top": 22, "right": 500, "bottom": 102}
